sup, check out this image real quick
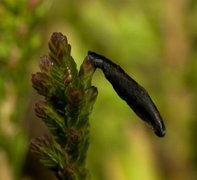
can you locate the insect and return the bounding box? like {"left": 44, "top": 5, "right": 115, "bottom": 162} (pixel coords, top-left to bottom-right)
{"left": 87, "top": 51, "right": 166, "bottom": 137}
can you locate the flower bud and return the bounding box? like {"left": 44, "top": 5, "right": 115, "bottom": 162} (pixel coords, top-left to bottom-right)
{"left": 68, "top": 128, "right": 81, "bottom": 146}
{"left": 30, "top": 135, "right": 51, "bottom": 154}
{"left": 48, "top": 32, "right": 70, "bottom": 63}
{"left": 34, "top": 101, "right": 47, "bottom": 119}
{"left": 39, "top": 55, "right": 53, "bottom": 72}
{"left": 32, "top": 72, "right": 52, "bottom": 96}
{"left": 79, "top": 56, "right": 96, "bottom": 89}
{"left": 68, "top": 88, "right": 83, "bottom": 106}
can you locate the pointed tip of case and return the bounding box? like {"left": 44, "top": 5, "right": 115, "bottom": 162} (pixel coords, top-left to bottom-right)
{"left": 155, "top": 129, "right": 166, "bottom": 137}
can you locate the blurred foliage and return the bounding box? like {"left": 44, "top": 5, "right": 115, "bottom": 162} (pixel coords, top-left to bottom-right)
{"left": 1, "top": 0, "right": 197, "bottom": 180}
{"left": 0, "top": 0, "right": 51, "bottom": 179}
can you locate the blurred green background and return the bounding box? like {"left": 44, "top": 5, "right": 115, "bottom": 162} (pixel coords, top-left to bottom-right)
{"left": 1, "top": 0, "right": 197, "bottom": 179}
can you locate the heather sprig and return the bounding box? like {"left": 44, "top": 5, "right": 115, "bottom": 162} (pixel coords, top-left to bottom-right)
{"left": 31, "top": 32, "right": 97, "bottom": 180}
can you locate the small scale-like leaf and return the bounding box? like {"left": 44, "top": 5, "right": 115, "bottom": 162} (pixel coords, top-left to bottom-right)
{"left": 30, "top": 136, "right": 65, "bottom": 171}
{"left": 77, "top": 86, "right": 98, "bottom": 128}
{"left": 35, "top": 101, "right": 67, "bottom": 146}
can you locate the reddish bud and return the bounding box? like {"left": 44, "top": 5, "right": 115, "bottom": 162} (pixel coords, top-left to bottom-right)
{"left": 68, "top": 88, "right": 83, "bottom": 105}
{"left": 48, "top": 32, "right": 69, "bottom": 64}
{"left": 63, "top": 165, "right": 75, "bottom": 180}
{"left": 79, "top": 56, "right": 95, "bottom": 77}
{"left": 30, "top": 135, "right": 51, "bottom": 154}
{"left": 68, "top": 129, "right": 81, "bottom": 145}
{"left": 32, "top": 72, "right": 52, "bottom": 96}
{"left": 39, "top": 55, "right": 53, "bottom": 72}
{"left": 79, "top": 56, "right": 96, "bottom": 89}
{"left": 51, "top": 32, "right": 66, "bottom": 45}
{"left": 35, "top": 101, "right": 47, "bottom": 119}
